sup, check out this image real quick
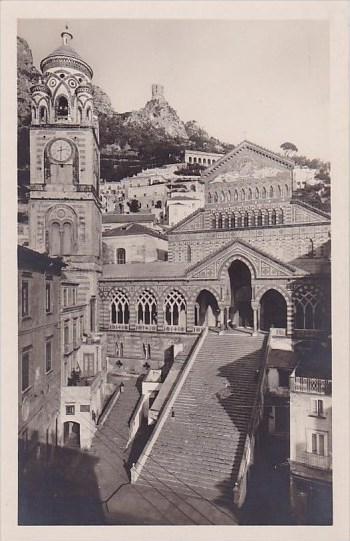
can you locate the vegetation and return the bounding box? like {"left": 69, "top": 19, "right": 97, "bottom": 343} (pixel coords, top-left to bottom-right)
{"left": 280, "top": 141, "right": 298, "bottom": 157}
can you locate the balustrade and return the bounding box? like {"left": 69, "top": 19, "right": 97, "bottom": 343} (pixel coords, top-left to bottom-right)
{"left": 290, "top": 376, "right": 332, "bottom": 395}
{"left": 295, "top": 451, "right": 331, "bottom": 471}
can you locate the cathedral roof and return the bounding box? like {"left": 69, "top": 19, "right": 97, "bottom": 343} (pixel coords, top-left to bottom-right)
{"left": 102, "top": 262, "right": 189, "bottom": 280}
{"left": 102, "top": 213, "right": 155, "bottom": 224}
{"left": 102, "top": 223, "right": 168, "bottom": 241}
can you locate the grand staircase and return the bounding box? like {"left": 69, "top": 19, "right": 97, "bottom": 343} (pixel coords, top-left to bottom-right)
{"left": 136, "top": 331, "right": 266, "bottom": 505}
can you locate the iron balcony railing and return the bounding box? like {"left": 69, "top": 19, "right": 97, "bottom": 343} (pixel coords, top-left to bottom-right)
{"left": 135, "top": 324, "right": 157, "bottom": 332}
{"left": 290, "top": 376, "right": 332, "bottom": 395}
{"left": 295, "top": 451, "right": 332, "bottom": 471}
{"left": 109, "top": 323, "right": 129, "bottom": 331}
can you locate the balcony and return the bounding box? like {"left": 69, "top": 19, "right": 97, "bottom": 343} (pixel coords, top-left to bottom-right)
{"left": 109, "top": 323, "right": 129, "bottom": 331}
{"left": 135, "top": 324, "right": 157, "bottom": 332}
{"left": 164, "top": 325, "right": 187, "bottom": 333}
{"left": 193, "top": 325, "right": 203, "bottom": 334}
{"left": 295, "top": 451, "right": 332, "bottom": 471}
{"left": 290, "top": 376, "right": 332, "bottom": 395}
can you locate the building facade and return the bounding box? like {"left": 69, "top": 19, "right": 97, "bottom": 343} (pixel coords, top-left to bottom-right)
{"left": 25, "top": 29, "right": 111, "bottom": 450}
{"left": 185, "top": 149, "right": 224, "bottom": 167}
{"left": 102, "top": 224, "right": 168, "bottom": 265}
{"left": 289, "top": 345, "right": 332, "bottom": 524}
{"left": 18, "top": 246, "right": 64, "bottom": 461}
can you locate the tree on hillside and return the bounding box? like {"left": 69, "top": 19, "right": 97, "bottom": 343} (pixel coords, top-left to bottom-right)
{"left": 280, "top": 142, "right": 298, "bottom": 157}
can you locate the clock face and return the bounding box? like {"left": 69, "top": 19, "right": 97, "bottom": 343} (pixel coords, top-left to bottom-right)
{"left": 50, "top": 139, "right": 73, "bottom": 162}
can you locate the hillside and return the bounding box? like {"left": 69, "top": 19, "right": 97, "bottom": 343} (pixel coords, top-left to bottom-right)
{"left": 17, "top": 36, "right": 234, "bottom": 182}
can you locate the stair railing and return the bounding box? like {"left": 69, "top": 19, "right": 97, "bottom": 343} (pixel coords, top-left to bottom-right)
{"left": 233, "top": 332, "right": 270, "bottom": 507}
{"left": 130, "top": 326, "right": 209, "bottom": 483}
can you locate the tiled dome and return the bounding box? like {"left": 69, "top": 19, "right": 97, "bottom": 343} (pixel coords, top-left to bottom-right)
{"left": 46, "top": 43, "right": 83, "bottom": 61}
{"left": 40, "top": 28, "right": 93, "bottom": 79}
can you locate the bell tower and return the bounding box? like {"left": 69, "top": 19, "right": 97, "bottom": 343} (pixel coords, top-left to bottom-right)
{"left": 28, "top": 27, "right": 101, "bottom": 328}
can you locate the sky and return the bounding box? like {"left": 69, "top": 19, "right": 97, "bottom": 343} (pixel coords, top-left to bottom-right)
{"left": 18, "top": 19, "right": 329, "bottom": 161}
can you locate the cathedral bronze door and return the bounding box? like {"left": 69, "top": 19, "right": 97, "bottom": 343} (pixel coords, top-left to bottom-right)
{"left": 228, "top": 260, "right": 253, "bottom": 328}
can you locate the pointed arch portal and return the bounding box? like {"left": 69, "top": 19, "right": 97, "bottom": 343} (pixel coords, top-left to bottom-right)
{"left": 259, "top": 289, "right": 287, "bottom": 331}
{"left": 228, "top": 260, "right": 253, "bottom": 328}
{"left": 194, "top": 290, "right": 219, "bottom": 327}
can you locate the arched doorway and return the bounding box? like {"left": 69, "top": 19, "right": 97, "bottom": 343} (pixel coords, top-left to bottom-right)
{"left": 259, "top": 289, "right": 287, "bottom": 331}
{"left": 228, "top": 260, "right": 253, "bottom": 328}
{"left": 63, "top": 421, "right": 80, "bottom": 448}
{"left": 194, "top": 290, "right": 219, "bottom": 327}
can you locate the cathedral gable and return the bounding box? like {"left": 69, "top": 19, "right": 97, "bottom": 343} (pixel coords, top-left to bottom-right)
{"left": 186, "top": 238, "right": 302, "bottom": 280}
{"left": 205, "top": 141, "right": 293, "bottom": 185}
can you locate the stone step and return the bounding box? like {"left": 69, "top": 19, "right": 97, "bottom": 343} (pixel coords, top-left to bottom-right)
{"left": 135, "top": 333, "right": 266, "bottom": 500}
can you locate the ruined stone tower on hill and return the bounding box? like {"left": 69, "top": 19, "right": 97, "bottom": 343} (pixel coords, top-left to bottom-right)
{"left": 152, "top": 83, "right": 165, "bottom": 102}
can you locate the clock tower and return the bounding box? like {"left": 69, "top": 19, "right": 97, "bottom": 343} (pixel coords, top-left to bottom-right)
{"left": 28, "top": 28, "right": 101, "bottom": 329}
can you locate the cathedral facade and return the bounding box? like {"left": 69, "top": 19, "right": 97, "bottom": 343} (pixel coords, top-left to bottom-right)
{"left": 99, "top": 142, "right": 331, "bottom": 372}
{"left": 27, "top": 29, "right": 331, "bottom": 385}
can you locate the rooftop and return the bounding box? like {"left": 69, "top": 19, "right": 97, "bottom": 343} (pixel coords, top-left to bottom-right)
{"left": 18, "top": 245, "right": 65, "bottom": 274}
{"left": 102, "top": 223, "right": 167, "bottom": 241}
{"left": 102, "top": 213, "right": 155, "bottom": 224}
{"left": 102, "top": 262, "right": 189, "bottom": 280}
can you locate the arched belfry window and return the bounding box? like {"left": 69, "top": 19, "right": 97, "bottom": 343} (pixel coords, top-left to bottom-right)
{"left": 49, "top": 220, "right": 74, "bottom": 256}
{"left": 39, "top": 106, "right": 47, "bottom": 123}
{"left": 62, "top": 222, "right": 73, "bottom": 254}
{"left": 56, "top": 96, "right": 69, "bottom": 120}
{"left": 164, "top": 290, "right": 187, "bottom": 328}
{"left": 137, "top": 290, "right": 157, "bottom": 325}
{"left": 50, "top": 222, "right": 61, "bottom": 255}
{"left": 110, "top": 291, "right": 129, "bottom": 325}
{"left": 116, "top": 248, "right": 126, "bottom": 264}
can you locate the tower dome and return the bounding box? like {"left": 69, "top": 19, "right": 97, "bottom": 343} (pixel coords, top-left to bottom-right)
{"left": 40, "top": 27, "right": 93, "bottom": 79}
